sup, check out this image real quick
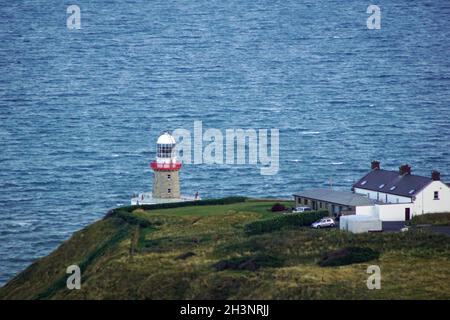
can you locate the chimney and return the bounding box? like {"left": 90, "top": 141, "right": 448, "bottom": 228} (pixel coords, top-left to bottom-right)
{"left": 371, "top": 160, "right": 380, "bottom": 170}
{"left": 431, "top": 170, "right": 441, "bottom": 181}
{"left": 399, "top": 164, "right": 411, "bottom": 175}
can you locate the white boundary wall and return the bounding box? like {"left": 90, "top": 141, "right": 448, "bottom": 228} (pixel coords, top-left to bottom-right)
{"left": 340, "top": 215, "right": 382, "bottom": 233}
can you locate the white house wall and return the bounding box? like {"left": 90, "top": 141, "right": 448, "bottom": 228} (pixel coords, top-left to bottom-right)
{"left": 356, "top": 203, "right": 411, "bottom": 221}
{"left": 413, "top": 181, "right": 450, "bottom": 215}
{"left": 353, "top": 187, "right": 411, "bottom": 204}
{"left": 355, "top": 205, "right": 376, "bottom": 216}
{"left": 376, "top": 203, "right": 412, "bottom": 221}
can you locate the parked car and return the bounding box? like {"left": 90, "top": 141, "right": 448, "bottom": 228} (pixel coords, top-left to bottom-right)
{"left": 292, "top": 206, "right": 312, "bottom": 213}
{"left": 311, "top": 218, "right": 335, "bottom": 229}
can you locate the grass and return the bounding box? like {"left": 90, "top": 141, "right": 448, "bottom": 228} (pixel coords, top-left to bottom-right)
{"left": 244, "top": 209, "right": 328, "bottom": 235}
{"left": 132, "top": 200, "right": 293, "bottom": 218}
{"left": 1, "top": 198, "right": 450, "bottom": 300}
{"left": 35, "top": 223, "right": 131, "bottom": 299}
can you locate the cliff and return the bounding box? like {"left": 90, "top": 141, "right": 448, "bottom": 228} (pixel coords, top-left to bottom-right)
{"left": 1, "top": 198, "right": 450, "bottom": 299}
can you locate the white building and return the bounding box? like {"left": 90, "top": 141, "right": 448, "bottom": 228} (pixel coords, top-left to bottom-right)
{"left": 352, "top": 161, "right": 450, "bottom": 221}
{"left": 294, "top": 161, "right": 450, "bottom": 226}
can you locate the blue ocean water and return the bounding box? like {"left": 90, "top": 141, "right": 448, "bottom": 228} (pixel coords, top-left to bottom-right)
{"left": 1, "top": 0, "right": 450, "bottom": 285}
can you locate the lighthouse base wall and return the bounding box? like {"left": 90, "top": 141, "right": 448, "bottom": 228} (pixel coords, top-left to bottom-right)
{"left": 152, "top": 170, "right": 180, "bottom": 199}
{"left": 131, "top": 192, "right": 198, "bottom": 205}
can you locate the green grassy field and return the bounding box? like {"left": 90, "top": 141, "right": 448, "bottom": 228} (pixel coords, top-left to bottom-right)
{"left": 1, "top": 198, "right": 450, "bottom": 300}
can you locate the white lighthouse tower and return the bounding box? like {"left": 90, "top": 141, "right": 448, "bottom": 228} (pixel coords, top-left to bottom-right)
{"left": 151, "top": 132, "right": 182, "bottom": 199}
{"left": 131, "top": 132, "right": 198, "bottom": 205}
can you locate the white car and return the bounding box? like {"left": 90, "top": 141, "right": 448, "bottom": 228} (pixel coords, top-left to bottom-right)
{"left": 292, "top": 206, "right": 312, "bottom": 213}
{"left": 311, "top": 218, "right": 335, "bottom": 229}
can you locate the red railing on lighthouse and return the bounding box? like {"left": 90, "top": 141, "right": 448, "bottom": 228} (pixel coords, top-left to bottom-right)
{"left": 150, "top": 161, "right": 182, "bottom": 171}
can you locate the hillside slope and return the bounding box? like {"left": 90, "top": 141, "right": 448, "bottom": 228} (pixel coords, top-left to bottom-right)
{"left": 1, "top": 198, "right": 450, "bottom": 300}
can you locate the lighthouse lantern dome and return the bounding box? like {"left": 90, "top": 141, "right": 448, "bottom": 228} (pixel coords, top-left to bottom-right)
{"left": 157, "top": 132, "right": 176, "bottom": 145}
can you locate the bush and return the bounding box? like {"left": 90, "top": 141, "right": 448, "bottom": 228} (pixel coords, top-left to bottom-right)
{"left": 213, "top": 255, "right": 283, "bottom": 271}
{"left": 409, "top": 212, "right": 450, "bottom": 226}
{"left": 175, "top": 252, "right": 196, "bottom": 260}
{"left": 318, "top": 247, "right": 379, "bottom": 267}
{"left": 244, "top": 209, "right": 328, "bottom": 235}
{"left": 271, "top": 203, "right": 287, "bottom": 212}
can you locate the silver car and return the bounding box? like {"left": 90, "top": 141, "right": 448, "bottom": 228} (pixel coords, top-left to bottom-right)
{"left": 311, "top": 218, "right": 335, "bottom": 229}
{"left": 292, "top": 206, "right": 312, "bottom": 213}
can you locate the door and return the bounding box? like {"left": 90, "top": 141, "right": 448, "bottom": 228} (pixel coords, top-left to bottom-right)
{"left": 405, "top": 208, "right": 411, "bottom": 221}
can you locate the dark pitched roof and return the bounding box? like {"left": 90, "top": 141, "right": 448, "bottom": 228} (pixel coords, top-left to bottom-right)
{"left": 352, "top": 169, "right": 432, "bottom": 197}
{"left": 293, "top": 189, "right": 379, "bottom": 206}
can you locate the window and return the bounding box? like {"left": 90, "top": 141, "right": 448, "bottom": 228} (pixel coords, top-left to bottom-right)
{"left": 434, "top": 191, "right": 439, "bottom": 200}
{"left": 379, "top": 184, "right": 385, "bottom": 189}
{"left": 157, "top": 143, "right": 174, "bottom": 158}
{"left": 168, "top": 188, "right": 171, "bottom": 194}
{"left": 390, "top": 186, "right": 397, "bottom": 191}
{"left": 408, "top": 189, "right": 415, "bottom": 194}
{"left": 167, "top": 174, "right": 171, "bottom": 180}
{"left": 304, "top": 199, "right": 308, "bottom": 205}
{"left": 361, "top": 180, "right": 367, "bottom": 186}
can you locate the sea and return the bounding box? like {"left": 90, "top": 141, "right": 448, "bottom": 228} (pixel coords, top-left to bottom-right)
{"left": 1, "top": 0, "right": 449, "bottom": 285}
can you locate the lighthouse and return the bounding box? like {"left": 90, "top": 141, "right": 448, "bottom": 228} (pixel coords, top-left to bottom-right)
{"left": 151, "top": 132, "right": 182, "bottom": 199}
{"left": 131, "top": 132, "right": 198, "bottom": 205}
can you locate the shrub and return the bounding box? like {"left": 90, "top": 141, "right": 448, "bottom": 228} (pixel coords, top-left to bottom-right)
{"left": 271, "top": 203, "right": 287, "bottom": 212}
{"left": 213, "top": 255, "right": 283, "bottom": 271}
{"left": 409, "top": 212, "right": 450, "bottom": 226}
{"left": 174, "top": 252, "right": 196, "bottom": 260}
{"left": 318, "top": 247, "right": 379, "bottom": 267}
{"left": 244, "top": 209, "right": 328, "bottom": 235}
